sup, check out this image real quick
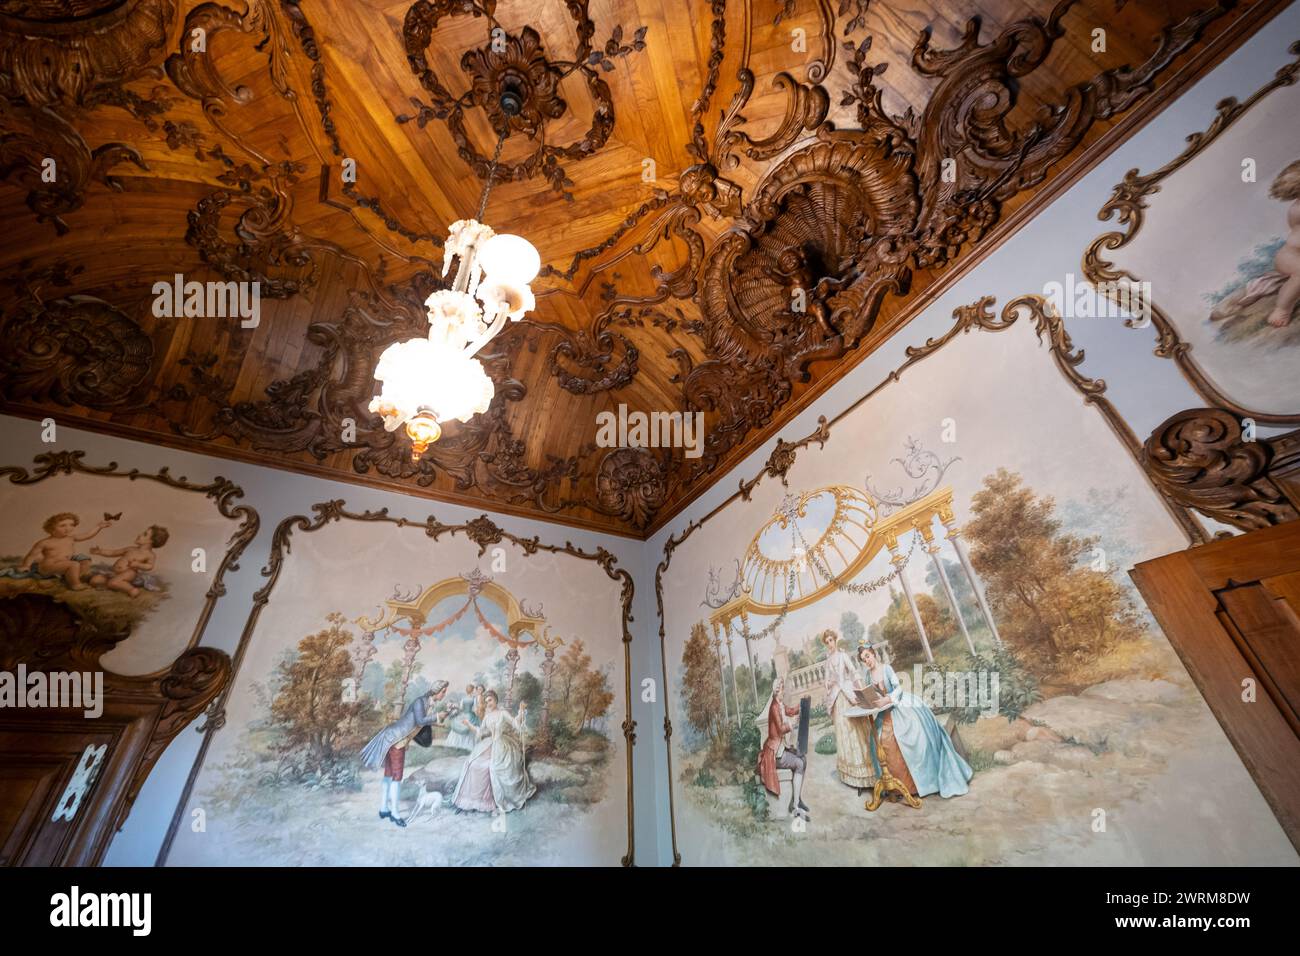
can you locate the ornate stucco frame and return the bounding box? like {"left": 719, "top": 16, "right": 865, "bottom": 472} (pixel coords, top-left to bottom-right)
{"left": 156, "top": 501, "right": 636, "bottom": 866}
{"left": 653, "top": 291, "right": 1204, "bottom": 864}
{"left": 1082, "top": 40, "right": 1300, "bottom": 424}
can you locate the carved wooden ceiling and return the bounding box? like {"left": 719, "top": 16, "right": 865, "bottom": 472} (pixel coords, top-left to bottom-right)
{"left": 0, "top": 0, "right": 1283, "bottom": 536}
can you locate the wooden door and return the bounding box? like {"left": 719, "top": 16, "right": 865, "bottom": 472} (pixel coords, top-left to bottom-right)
{"left": 0, "top": 594, "right": 229, "bottom": 866}
{"left": 1132, "top": 522, "right": 1300, "bottom": 853}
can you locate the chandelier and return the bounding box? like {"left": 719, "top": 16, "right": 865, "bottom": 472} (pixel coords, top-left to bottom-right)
{"left": 370, "top": 93, "right": 540, "bottom": 461}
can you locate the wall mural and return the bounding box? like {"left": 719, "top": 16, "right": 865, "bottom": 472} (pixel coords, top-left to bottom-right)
{"left": 0, "top": 451, "right": 257, "bottom": 676}
{"left": 163, "top": 503, "right": 635, "bottom": 866}
{"left": 1085, "top": 39, "right": 1300, "bottom": 422}
{"left": 655, "top": 299, "right": 1297, "bottom": 865}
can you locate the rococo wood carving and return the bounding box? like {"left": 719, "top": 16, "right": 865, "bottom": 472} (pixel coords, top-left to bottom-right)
{"left": 0, "top": 0, "right": 1285, "bottom": 536}
{"left": 1142, "top": 408, "right": 1300, "bottom": 531}
{"left": 1078, "top": 32, "right": 1300, "bottom": 535}
{"left": 0, "top": 591, "right": 230, "bottom": 864}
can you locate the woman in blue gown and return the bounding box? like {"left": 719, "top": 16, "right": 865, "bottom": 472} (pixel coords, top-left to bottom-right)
{"left": 443, "top": 684, "right": 481, "bottom": 751}
{"left": 857, "top": 641, "right": 973, "bottom": 799}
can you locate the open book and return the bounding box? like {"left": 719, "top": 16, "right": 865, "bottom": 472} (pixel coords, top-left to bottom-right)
{"left": 844, "top": 683, "right": 893, "bottom": 718}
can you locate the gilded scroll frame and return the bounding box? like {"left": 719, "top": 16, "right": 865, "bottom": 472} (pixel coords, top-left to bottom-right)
{"left": 653, "top": 290, "right": 1207, "bottom": 864}
{"left": 156, "top": 500, "right": 636, "bottom": 866}
{"left": 1081, "top": 39, "right": 1300, "bottom": 424}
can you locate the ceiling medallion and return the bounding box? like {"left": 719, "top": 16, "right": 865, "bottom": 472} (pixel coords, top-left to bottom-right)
{"left": 464, "top": 26, "right": 565, "bottom": 138}
{"left": 369, "top": 99, "right": 540, "bottom": 461}
{"left": 400, "top": 0, "right": 647, "bottom": 198}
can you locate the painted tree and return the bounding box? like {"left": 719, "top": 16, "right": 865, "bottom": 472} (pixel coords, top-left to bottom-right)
{"left": 681, "top": 621, "right": 723, "bottom": 745}
{"left": 269, "top": 612, "right": 369, "bottom": 779}
{"left": 515, "top": 670, "right": 544, "bottom": 730}
{"left": 555, "top": 638, "right": 593, "bottom": 707}
{"left": 543, "top": 639, "right": 615, "bottom": 741}
{"left": 875, "top": 590, "right": 953, "bottom": 664}
{"left": 965, "top": 468, "right": 1146, "bottom": 675}
{"left": 573, "top": 667, "right": 615, "bottom": 730}
{"left": 840, "top": 610, "right": 866, "bottom": 647}
{"left": 381, "top": 659, "right": 412, "bottom": 715}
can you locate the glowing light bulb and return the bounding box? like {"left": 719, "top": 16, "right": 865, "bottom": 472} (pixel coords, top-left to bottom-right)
{"left": 478, "top": 233, "right": 540, "bottom": 284}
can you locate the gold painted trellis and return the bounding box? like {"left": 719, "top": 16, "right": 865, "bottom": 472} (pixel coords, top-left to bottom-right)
{"left": 702, "top": 484, "right": 1003, "bottom": 726}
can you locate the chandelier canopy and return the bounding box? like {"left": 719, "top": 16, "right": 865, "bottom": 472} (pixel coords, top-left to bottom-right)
{"left": 370, "top": 99, "right": 539, "bottom": 460}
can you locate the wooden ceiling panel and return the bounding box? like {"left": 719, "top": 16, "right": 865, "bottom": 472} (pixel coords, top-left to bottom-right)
{"left": 0, "top": 0, "right": 1285, "bottom": 536}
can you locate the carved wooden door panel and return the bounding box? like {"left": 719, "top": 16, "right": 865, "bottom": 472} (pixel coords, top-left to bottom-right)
{"left": 1132, "top": 521, "right": 1300, "bottom": 854}
{"left": 0, "top": 594, "right": 229, "bottom": 866}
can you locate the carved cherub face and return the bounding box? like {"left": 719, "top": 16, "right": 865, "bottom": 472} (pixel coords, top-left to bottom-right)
{"left": 776, "top": 247, "right": 806, "bottom": 276}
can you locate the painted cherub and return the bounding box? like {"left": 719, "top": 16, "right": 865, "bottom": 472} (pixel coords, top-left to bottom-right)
{"left": 1240, "top": 159, "right": 1300, "bottom": 328}
{"left": 89, "top": 525, "right": 169, "bottom": 597}
{"left": 19, "top": 513, "right": 112, "bottom": 591}
{"left": 1267, "top": 159, "right": 1300, "bottom": 328}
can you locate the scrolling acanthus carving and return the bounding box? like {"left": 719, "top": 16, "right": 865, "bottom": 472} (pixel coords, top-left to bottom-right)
{"left": 0, "top": 0, "right": 176, "bottom": 112}
{"left": 660, "top": 0, "right": 1235, "bottom": 495}
{"left": 596, "top": 446, "right": 668, "bottom": 528}
{"left": 0, "top": 290, "right": 154, "bottom": 408}
{"left": 1142, "top": 409, "right": 1300, "bottom": 531}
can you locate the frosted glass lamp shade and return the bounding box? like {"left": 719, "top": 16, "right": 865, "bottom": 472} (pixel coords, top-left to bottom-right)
{"left": 368, "top": 337, "right": 495, "bottom": 438}
{"left": 478, "top": 278, "right": 536, "bottom": 321}
{"left": 478, "top": 233, "right": 540, "bottom": 283}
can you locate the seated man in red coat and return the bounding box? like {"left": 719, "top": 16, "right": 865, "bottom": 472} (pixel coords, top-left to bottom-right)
{"left": 756, "top": 676, "right": 810, "bottom": 821}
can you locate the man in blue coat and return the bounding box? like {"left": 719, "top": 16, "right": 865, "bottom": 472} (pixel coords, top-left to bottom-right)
{"left": 361, "top": 680, "right": 449, "bottom": 825}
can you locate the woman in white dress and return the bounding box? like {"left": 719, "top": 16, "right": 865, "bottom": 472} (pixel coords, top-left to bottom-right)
{"left": 451, "top": 690, "right": 536, "bottom": 813}
{"left": 820, "top": 629, "right": 875, "bottom": 791}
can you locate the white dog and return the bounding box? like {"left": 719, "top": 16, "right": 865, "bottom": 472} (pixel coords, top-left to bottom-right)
{"left": 403, "top": 783, "right": 444, "bottom": 825}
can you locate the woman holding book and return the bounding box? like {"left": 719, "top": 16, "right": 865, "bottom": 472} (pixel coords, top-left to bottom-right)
{"left": 856, "top": 640, "right": 973, "bottom": 799}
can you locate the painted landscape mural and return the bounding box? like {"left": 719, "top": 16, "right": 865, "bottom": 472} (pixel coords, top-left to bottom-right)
{"left": 659, "top": 315, "right": 1297, "bottom": 866}
{"left": 166, "top": 514, "right": 629, "bottom": 866}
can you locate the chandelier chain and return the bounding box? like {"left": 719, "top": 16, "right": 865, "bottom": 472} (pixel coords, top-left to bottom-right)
{"left": 476, "top": 130, "right": 508, "bottom": 222}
